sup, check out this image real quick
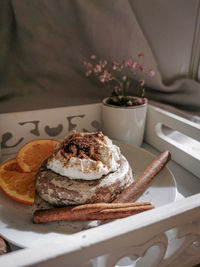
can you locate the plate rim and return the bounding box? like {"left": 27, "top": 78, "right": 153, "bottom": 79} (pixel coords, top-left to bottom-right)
{"left": 0, "top": 142, "right": 177, "bottom": 248}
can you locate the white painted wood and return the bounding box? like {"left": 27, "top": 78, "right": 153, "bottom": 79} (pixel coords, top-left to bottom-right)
{"left": 145, "top": 105, "right": 200, "bottom": 178}
{"left": 0, "top": 194, "right": 199, "bottom": 267}
{"left": 0, "top": 103, "right": 101, "bottom": 159}
{"left": 0, "top": 103, "right": 200, "bottom": 267}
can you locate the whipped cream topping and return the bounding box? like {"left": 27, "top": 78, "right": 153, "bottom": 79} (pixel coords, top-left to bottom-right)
{"left": 47, "top": 132, "right": 121, "bottom": 180}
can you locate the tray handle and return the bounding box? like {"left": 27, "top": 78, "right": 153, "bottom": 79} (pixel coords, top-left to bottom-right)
{"left": 145, "top": 105, "right": 200, "bottom": 178}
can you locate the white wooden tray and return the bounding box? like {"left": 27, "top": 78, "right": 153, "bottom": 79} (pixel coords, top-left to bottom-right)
{"left": 0, "top": 103, "right": 200, "bottom": 267}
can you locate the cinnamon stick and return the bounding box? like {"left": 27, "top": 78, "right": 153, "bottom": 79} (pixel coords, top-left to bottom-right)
{"left": 33, "top": 202, "right": 154, "bottom": 223}
{"left": 74, "top": 203, "right": 154, "bottom": 221}
{"left": 113, "top": 150, "right": 171, "bottom": 203}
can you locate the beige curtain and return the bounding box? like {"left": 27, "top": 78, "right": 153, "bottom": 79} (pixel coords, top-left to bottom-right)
{"left": 0, "top": 0, "right": 199, "bottom": 117}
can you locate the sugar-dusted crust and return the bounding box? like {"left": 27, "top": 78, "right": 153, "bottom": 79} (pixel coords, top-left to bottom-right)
{"left": 35, "top": 154, "right": 133, "bottom": 206}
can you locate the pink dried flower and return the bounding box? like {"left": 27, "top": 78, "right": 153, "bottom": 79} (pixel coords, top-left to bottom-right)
{"left": 114, "top": 86, "right": 121, "bottom": 93}
{"left": 85, "top": 69, "right": 92, "bottom": 77}
{"left": 136, "top": 63, "right": 142, "bottom": 71}
{"left": 86, "top": 62, "right": 93, "bottom": 69}
{"left": 102, "top": 60, "right": 107, "bottom": 68}
{"left": 119, "top": 64, "right": 124, "bottom": 70}
{"left": 149, "top": 70, "right": 155, "bottom": 77}
{"left": 90, "top": 54, "right": 96, "bottom": 60}
{"left": 142, "top": 66, "right": 148, "bottom": 73}
{"left": 124, "top": 59, "right": 133, "bottom": 67}
{"left": 82, "top": 54, "right": 154, "bottom": 107}
{"left": 140, "top": 80, "right": 145, "bottom": 86}
{"left": 135, "top": 98, "right": 144, "bottom": 105}
{"left": 105, "top": 71, "right": 112, "bottom": 81}
{"left": 132, "top": 62, "right": 137, "bottom": 69}
{"left": 112, "top": 61, "right": 117, "bottom": 70}
{"left": 99, "top": 75, "right": 105, "bottom": 83}
{"left": 136, "top": 63, "right": 146, "bottom": 72}
{"left": 94, "top": 64, "right": 102, "bottom": 73}
{"left": 82, "top": 61, "right": 88, "bottom": 67}
{"left": 112, "top": 97, "right": 118, "bottom": 103}
{"left": 99, "top": 71, "right": 111, "bottom": 83}
{"left": 143, "top": 98, "right": 147, "bottom": 104}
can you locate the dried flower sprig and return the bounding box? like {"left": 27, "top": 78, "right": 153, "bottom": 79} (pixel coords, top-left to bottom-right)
{"left": 82, "top": 54, "right": 155, "bottom": 106}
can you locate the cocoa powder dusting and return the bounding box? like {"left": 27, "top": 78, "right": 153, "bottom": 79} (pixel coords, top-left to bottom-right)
{"left": 60, "top": 132, "right": 103, "bottom": 161}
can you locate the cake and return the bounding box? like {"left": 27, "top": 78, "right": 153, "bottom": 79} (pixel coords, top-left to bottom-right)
{"left": 35, "top": 131, "right": 133, "bottom": 206}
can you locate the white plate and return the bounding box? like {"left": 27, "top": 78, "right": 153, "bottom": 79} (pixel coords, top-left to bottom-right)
{"left": 0, "top": 142, "right": 177, "bottom": 248}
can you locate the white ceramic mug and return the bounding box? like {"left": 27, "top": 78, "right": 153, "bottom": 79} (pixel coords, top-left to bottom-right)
{"left": 102, "top": 97, "right": 147, "bottom": 146}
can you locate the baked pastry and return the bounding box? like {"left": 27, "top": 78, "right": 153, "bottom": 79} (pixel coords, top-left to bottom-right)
{"left": 35, "top": 131, "right": 133, "bottom": 206}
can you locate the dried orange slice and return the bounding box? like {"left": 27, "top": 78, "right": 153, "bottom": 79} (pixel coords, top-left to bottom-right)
{"left": 0, "top": 158, "right": 36, "bottom": 204}
{"left": 16, "top": 139, "right": 60, "bottom": 172}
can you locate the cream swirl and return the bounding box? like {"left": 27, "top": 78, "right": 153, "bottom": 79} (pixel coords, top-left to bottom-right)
{"left": 47, "top": 132, "right": 120, "bottom": 180}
